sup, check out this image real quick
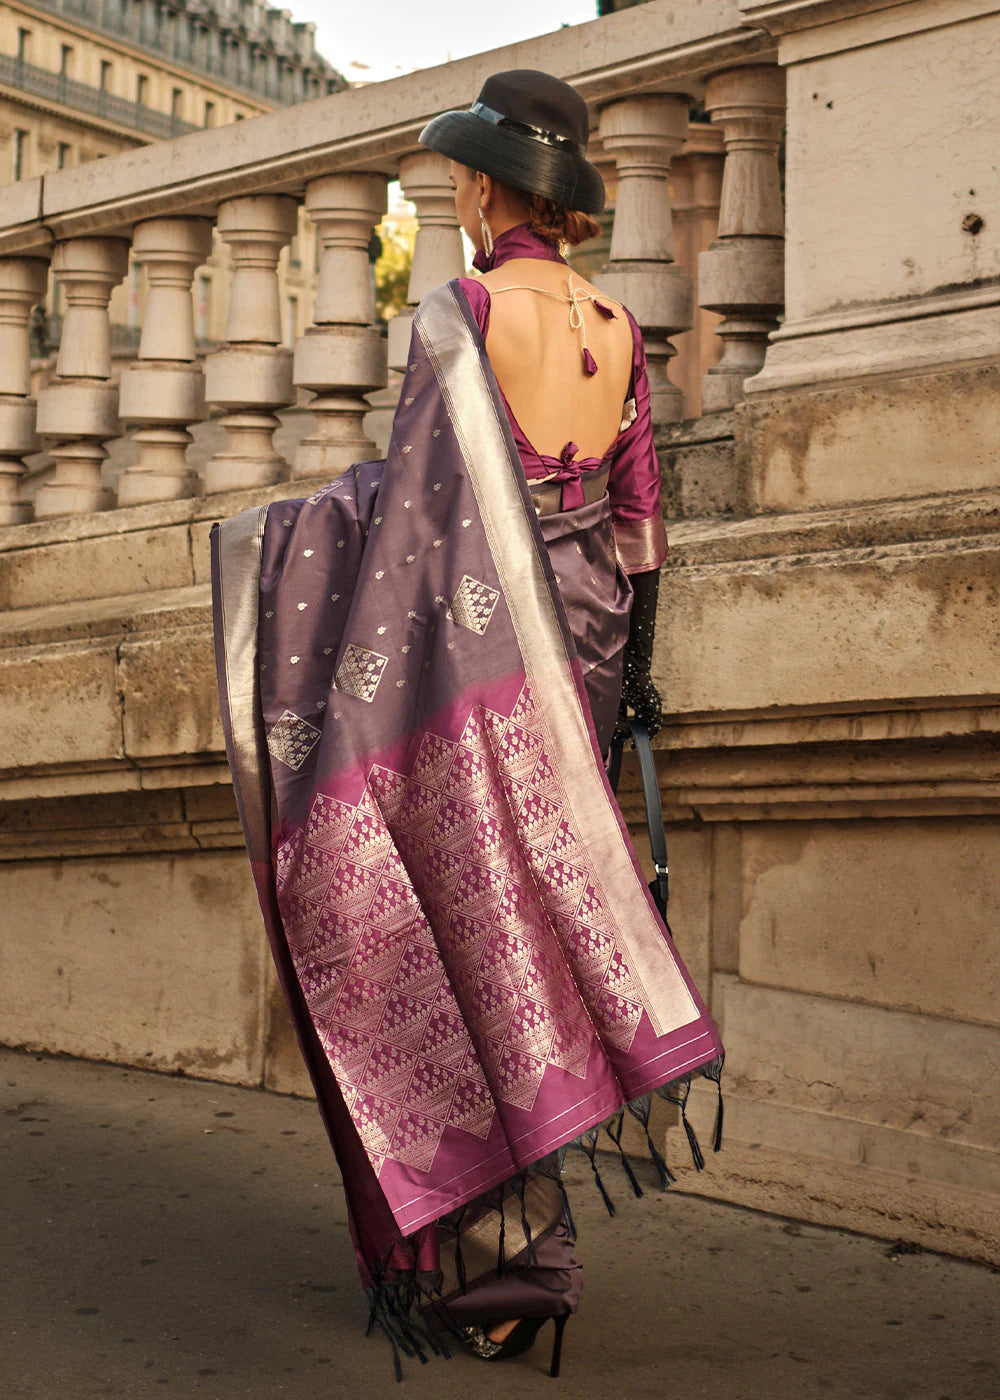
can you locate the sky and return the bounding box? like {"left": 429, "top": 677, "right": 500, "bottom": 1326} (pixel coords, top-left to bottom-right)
{"left": 286, "top": 0, "right": 600, "bottom": 85}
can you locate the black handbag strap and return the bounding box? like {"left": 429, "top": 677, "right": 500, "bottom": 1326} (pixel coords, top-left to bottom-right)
{"left": 608, "top": 720, "right": 669, "bottom": 920}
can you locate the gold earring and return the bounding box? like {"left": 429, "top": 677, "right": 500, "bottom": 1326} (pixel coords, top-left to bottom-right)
{"left": 478, "top": 208, "right": 494, "bottom": 258}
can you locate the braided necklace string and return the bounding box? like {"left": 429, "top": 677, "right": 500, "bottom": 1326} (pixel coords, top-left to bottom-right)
{"left": 488, "top": 272, "right": 617, "bottom": 375}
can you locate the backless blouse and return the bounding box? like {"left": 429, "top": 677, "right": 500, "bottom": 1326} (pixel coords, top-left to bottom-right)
{"left": 456, "top": 222, "right": 668, "bottom": 574}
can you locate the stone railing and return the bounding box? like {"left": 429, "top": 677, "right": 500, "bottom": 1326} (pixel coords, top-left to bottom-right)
{"left": 4, "top": 0, "right": 1000, "bottom": 1269}
{"left": 0, "top": 0, "right": 785, "bottom": 526}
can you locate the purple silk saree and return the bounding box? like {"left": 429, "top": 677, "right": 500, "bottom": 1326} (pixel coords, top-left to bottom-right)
{"left": 211, "top": 280, "right": 723, "bottom": 1346}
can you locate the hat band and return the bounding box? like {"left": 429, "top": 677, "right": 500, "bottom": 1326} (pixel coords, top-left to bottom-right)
{"left": 469, "top": 101, "right": 583, "bottom": 157}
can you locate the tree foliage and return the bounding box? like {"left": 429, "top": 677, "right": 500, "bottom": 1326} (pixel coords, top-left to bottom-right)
{"left": 374, "top": 220, "right": 415, "bottom": 324}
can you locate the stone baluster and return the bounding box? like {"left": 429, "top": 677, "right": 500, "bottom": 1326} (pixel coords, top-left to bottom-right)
{"left": 698, "top": 65, "right": 786, "bottom": 412}
{"left": 387, "top": 152, "right": 465, "bottom": 373}
{"left": 670, "top": 122, "right": 725, "bottom": 418}
{"left": 595, "top": 95, "right": 693, "bottom": 424}
{"left": 117, "top": 217, "right": 214, "bottom": 505}
{"left": 203, "top": 195, "right": 298, "bottom": 493}
{"left": 0, "top": 256, "right": 50, "bottom": 525}
{"left": 293, "top": 172, "right": 388, "bottom": 479}
{"left": 34, "top": 237, "right": 130, "bottom": 519}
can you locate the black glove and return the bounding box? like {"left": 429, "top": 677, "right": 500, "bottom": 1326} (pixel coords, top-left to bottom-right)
{"left": 619, "top": 568, "right": 662, "bottom": 738}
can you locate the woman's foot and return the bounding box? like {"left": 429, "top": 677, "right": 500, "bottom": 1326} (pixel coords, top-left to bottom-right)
{"left": 486, "top": 1318, "right": 521, "bottom": 1344}
{"left": 462, "top": 1315, "right": 569, "bottom": 1375}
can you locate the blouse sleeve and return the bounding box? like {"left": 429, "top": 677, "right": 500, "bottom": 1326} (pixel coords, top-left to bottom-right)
{"left": 456, "top": 276, "right": 491, "bottom": 336}
{"left": 607, "top": 310, "right": 668, "bottom": 575}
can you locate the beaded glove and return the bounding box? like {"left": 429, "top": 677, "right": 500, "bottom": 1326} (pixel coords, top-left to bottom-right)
{"left": 618, "top": 567, "right": 662, "bottom": 738}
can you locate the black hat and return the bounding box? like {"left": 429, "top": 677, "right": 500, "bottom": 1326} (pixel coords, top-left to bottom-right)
{"left": 419, "top": 70, "right": 605, "bottom": 215}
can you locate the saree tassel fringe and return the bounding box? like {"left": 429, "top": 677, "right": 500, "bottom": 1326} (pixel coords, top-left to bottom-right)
{"left": 495, "top": 1196, "right": 506, "bottom": 1277}
{"left": 517, "top": 1175, "right": 538, "bottom": 1267}
{"left": 556, "top": 1174, "right": 578, "bottom": 1242}
{"left": 453, "top": 1207, "right": 468, "bottom": 1295}
{"left": 603, "top": 1108, "right": 644, "bottom": 1200}
{"left": 657, "top": 1077, "right": 706, "bottom": 1173}
{"left": 623, "top": 1093, "right": 674, "bottom": 1189}
{"left": 702, "top": 1054, "right": 726, "bottom": 1153}
{"left": 574, "top": 1126, "right": 617, "bottom": 1218}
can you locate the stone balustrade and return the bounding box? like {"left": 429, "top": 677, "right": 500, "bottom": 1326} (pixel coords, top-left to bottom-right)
{"left": 34, "top": 237, "right": 131, "bottom": 519}
{"left": 0, "top": 255, "right": 49, "bottom": 525}
{"left": 118, "top": 217, "right": 215, "bottom": 506}
{"left": 0, "top": 0, "right": 784, "bottom": 524}
{"left": 387, "top": 152, "right": 466, "bottom": 374}
{"left": 698, "top": 64, "right": 786, "bottom": 412}
{"left": 292, "top": 172, "right": 390, "bottom": 479}
{"left": 596, "top": 94, "right": 695, "bottom": 425}
{"left": 203, "top": 196, "right": 298, "bottom": 495}
{"left": 3, "top": 0, "right": 1000, "bottom": 1274}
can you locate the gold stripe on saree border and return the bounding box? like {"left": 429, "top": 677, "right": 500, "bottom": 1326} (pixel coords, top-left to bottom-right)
{"left": 212, "top": 505, "right": 270, "bottom": 863}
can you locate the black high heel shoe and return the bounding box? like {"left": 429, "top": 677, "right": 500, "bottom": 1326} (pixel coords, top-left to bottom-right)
{"left": 463, "top": 1314, "right": 569, "bottom": 1377}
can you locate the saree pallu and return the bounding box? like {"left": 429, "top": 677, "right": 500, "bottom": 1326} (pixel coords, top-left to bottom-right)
{"left": 212, "top": 280, "right": 723, "bottom": 1345}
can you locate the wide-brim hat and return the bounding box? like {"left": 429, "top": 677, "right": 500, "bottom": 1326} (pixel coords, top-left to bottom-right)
{"left": 419, "top": 69, "right": 605, "bottom": 215}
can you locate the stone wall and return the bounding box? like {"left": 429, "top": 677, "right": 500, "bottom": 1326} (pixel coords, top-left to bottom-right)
{"left": 1, "top": 0, "right": 998, "bottom": 1269}
{"left": 642, "top": 0, "right": 1000, "bottom": 1264}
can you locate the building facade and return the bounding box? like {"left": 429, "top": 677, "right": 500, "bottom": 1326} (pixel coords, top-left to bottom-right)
{"left": 1, "top": 0, "right": 342, "bottom": 354}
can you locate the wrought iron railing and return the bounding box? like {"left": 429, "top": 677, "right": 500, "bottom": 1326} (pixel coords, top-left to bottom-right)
{"left": 23, "top": 0, "right": 343, "bottom": 106}
{"left": 0, "top": 53, "right": 199, "bottom": 139}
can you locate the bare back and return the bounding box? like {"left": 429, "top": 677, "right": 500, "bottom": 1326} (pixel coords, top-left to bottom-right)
{"left": 478, "top": 258, "right": 635, "bottom": 460}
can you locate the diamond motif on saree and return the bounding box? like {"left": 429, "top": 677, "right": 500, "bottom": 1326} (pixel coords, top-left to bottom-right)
{"left": 390, "top": 1110, "right": 443, "bottom": 1172}
{"left": 451, "top": 575, "right": 500, "bottom": 635}
{"left": 381, "top": 991, "right": 433, "bottom": 1051}
{"left": 310, "top": 910, "right": 366, "bottom": 965}
{"left": 267, "top": 710, "right": 322, "bottom": 771}
{"left": 305, "top": 794, "right": 357, "bottom": 853}
{"left": 407, "top": 1060, "right": 460, "bottom": 1120}
{"left": 342, "top": 812, "right": 394, "bottom": 869}
{"left": 354, "top": 1092, "right": 399, "bottom": 1155}
{"left": 273, "top": 680, "right": 656, "bottom": 1182}
{"left": 448, "top": 1077, "right": 494, "bottom": 1138}
{"left": 361, "top": 1042, "right": 417, "bottom": 1100}
{"left": 335, "top": 643, "right": 388, "bottom": 702}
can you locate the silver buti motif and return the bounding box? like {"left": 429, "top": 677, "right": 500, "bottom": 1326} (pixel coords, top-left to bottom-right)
{"left": 335, "top": 644, "right": 388, "bottom": 703}
{"left": 267, "top": 710, "right": 322, "bottom": 771}
{"left": 451, "top": 575, "right": 500, "bottom": 636}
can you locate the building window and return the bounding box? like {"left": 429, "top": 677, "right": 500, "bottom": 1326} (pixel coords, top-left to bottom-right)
{"left": 137, "top": 74, "right": 148, "bottom": 106}
{"left": 100, "top": 61, "right": 112, "bottom": 91}
{"left": 171, "top": 88, "right": 183, "bottom": 121}
{"left": 16, "top": 28, "right": 30, "bottom": 64}
{"left": 12, "top": 129, "right": 28, "bottom": 181}
{"left": 204, "top": 100, "right": 215, "bottom": 128}
{"left": 60, "top": 45, "right": 73, "bottom": 77}
{"left": 57, "top": 142, "right": 71, "bottom": 170}
{"left": 284, "top": 295, "right": 298, "bottom": 349}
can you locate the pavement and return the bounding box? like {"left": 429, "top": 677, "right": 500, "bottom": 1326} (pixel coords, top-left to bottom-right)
{"left": 4, "top": 1048, "right": 998, "bottom": 1400}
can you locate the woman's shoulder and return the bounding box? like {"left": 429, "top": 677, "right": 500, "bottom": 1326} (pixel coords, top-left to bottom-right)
{"left": 455, "top": 276, "right": 491, "bottom": 332}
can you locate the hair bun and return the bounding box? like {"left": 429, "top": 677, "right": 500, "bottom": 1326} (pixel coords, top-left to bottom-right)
{"left": 528, "top": 195, "right": 602, "bottom": 248}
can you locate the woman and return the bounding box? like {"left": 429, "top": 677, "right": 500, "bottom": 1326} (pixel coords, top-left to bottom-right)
{"left": 212, "top": 69, "right": 722, "bottom": 1381}
{"left": 424, "top": 70, "right": 667, "bottom": 763}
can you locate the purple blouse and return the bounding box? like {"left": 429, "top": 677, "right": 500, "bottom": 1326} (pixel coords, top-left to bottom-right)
{"left": 457, "top": 223, "right": 667, "bottom": 573}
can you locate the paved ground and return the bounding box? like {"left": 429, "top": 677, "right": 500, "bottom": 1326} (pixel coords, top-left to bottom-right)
{"left": 4, "top": 1048, "right": 998, "bottom": 1400}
